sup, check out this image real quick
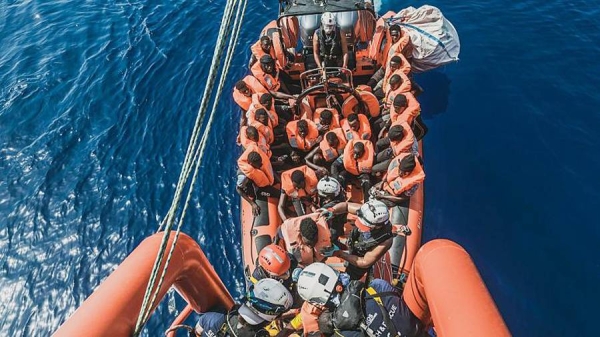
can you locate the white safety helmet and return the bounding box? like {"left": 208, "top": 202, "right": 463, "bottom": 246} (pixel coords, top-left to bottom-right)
{"left": 321, "top": 12, "right": 337, "bottom": 33}
{"left": 317, "top": 176, "right": 341, "bottom": 198}
{"left": 355, "top": 199, "right": 390, "bottom": 232}
{"left": 297, "top": 262, "right": 339, "bottom": 305}
{"left": 241, "top": 278, "right": 293, "bottom": 324}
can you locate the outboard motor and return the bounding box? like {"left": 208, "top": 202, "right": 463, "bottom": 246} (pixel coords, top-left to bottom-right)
{"left": 299, "top": 14, "right": 321, "bottom": 68}
{"left": 336, "top": 11, "right": 358, "bottom": 69}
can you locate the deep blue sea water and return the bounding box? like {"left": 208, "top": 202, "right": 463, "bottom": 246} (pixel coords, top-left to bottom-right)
{"left": 1, "top": 0, "right": 599, "bottom": 336}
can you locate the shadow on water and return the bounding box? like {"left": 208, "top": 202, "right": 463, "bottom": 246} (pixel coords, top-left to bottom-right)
{"left": 414, "top": 70, "right": 451, "bottom": 119}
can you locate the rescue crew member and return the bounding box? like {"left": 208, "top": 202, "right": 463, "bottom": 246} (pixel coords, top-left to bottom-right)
{"left": 194, "top": 278, "right": 293, "bottom": 337}
{"left": 249, "top": 36, "right": 276, "bottom": 68}
{"left": 316, "top": 279, "right": 428, "bottom": 337}
{"left": 331, "top": 139, "right": 374, "bottom": 198}
{"left": 340, "top": 112, "right": 371, "bottom": 141}
{"left": 372, "top": 122, "right": 418, "bottom": 173}
{"left": 236, "top": 145, "right": 279, "bottom": 216}
{"left": 286, "top": 119, "right": 321, "bottom": 152}
{"left": 316, "top": 176, "right": 346, "bottom": 245}
{"left": 278, "top": 165, "right": 319, "bottom": 220}
{"left": 313, "top": 12, "right": 350, "bottom": 69}
{"left": 278, "top": 214, "right": 332, "bottom": 267}
{"left": 305, "top": 128, "right": 347, "bottom": 175}
{"left": 321, "top": 200, "right": 394, "bottom": 280}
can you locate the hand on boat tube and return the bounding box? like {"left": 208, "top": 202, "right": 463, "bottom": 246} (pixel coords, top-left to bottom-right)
{"left": 252, "top": 202, "right": 261, "bottom": 216}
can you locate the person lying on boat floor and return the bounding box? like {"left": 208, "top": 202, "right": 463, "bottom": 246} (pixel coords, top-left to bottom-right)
{"left": 295, "top": 263, "right": 428, "bottom": 337}
{"left": 321, "top": 200, "right": 394, "bottom": 280}
{"left": 194, "top": 278, "right": 293, "bottom": 337}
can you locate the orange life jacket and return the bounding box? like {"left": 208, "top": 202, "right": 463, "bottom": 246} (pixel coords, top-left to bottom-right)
{"left": 384, "top": 72, "right": 412, "bottom": 108}
{"left": 311, "top": 107, "right": 340, "bottom": 129}
{"left": 250, "top": 61, "right": 281, "bottom": 92}
{"left": 286, "top": 120, "right": 320, "bottom": 152}
{"left": 280, "top": 213, "right": 331, "bottom": 266}
{"left": 238, "top": 126, "right": 272, "bottom": 158}
{"left": 300, "top": 301, "right": 323, "bottom": 336}
{"left": 343, "top": 139, "right": 374, "bottom": 175}
{"left": 385, "top": 32, "right": 411, "bottom": 66}
{"left": 248, "top": 113, "right": 274, "bottom": 144}
{"left": 250, "top": 40, "right": 277, "bottom": 64}
{"left": 340, "top": 114, "right": 371, "bottom": 141}
{"left": 319, "top": 128, "right": 347, "bottom": 162}
{"left": 390, "top": 91, "right": 420, "bottom": 125}
{"left": 233, "top": 89, "right": 253, "bottom": 112}
{"left": 237, "top": 144, "right": 275, "bottom": 188}
{"left": 341, "top": 91, "right": 381, "bottom": 118}
{"left": 281, "top": 165, "right": 318, "bottom": 198}
{"left": 382, "top": 152, "right": 425, "bottom": 196}
{"left": 389, "top": 121, "right": 417, "bottom": 156}
{"left": 383, "top": 66, "right": 411, "bottom": 94}
{"left": 249, "top": 94, "right": 279, "bottom": 127}
{"left": 241, "top": 74, "right": 268, "bottom": 96}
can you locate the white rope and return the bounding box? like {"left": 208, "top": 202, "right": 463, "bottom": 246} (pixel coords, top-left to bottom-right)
{"left": 133, "top": 0, "right": 247, "bottom": 334}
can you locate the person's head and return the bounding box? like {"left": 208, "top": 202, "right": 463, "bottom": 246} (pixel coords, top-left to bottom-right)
{"left": 355, "top": 199, "right": 390, "bottom": 232}
{"left": 318, "top": 311, "right": 335, "bottom": 336}
{"left": 260, "top": 55, "right": 275, "bottom": 74}
{"left": 258, "top": 244, "right": 291, "bottom": 280}
{"left": 291, "top": 170, "right": 306, "bottom": 190}
{"left": 245, "top": 125, "right": 259, "bottom": 141}
{"left": 389, "top": 24, "right": 402, "bottom": 43}
{"left": 393, "top": 94, "right": 408, "bottom": 110}
{"left": 399, "top": 154, "right": 417, "bottom": 177}
{"left": 389, "top": 74, "right": 403, "bottom": 91}
{"left": 317, "top": 176, "right": 341, "bottom": 199}
{"left": 352, "top": 141, "right": 365, "bottom": 159}
{"left": 235, "top": 80, "right": 252, "bottom": 97}
{"left": 325, "top": 131, "right": 339, "bottom": 147}
{"left": 389, "top": 55, "right": 402, "bottom": 71}
{"left": 297, "top": 119, "right": 309, "bottom": 137}
{"left": 321, "top": 12, "right": 337, "bottom": 34}
{"left": 299, "top": 218, "right": 319, "bottom": 247}
{"left": 347, "top": 113, "right": 360, "bottom": 131}
{"left": 290, "top": 150, "right": 302, "bottom": 164}
{"left": 240, "top": 278, "right": 293, "bottom": 325}
{"left": 320, "top": 109, "right": 333, "bottom": 126}
{"left": 260, "top": 35, "right": 272, "bottom": 52}
{"left": 297, "top": 262, "right": 341, "bottom": 306}
{"left": 247, "top": 151, "right": 263, "bottom": 169}
{"left": 255, "top": 108, "right": 269, "bottom": 125}
{"left": 259, "top": 93, "right": 273, "bottom": 110}
{"left": 388, "top": 125, "right": 405, "bottom": 142}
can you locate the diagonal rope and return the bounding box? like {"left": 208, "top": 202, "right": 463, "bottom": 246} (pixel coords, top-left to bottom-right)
{"left": 133, "top": 0, "right": 247, "bottom": 334}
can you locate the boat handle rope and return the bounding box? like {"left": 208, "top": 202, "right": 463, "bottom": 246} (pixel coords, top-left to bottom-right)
{"left": 133, "top": 0, "right": 248, "bottom": 335}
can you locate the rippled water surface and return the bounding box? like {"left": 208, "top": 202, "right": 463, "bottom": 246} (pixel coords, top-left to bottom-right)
{"left": 1, "top": 0, "right": 599, "bottom": 336}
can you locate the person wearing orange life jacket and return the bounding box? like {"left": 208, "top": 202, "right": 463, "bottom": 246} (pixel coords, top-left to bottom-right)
{"left": 372, "top": 122, "right": 418, "bottom": 173}
{"left": 383, "top": 73, "right": 412, "bottom": 111}
{"left": 236, "top": 145, "right": 280, "bottom": 216}
{"left": 238, "top": 125, "right": 272, "bottom": 158}
{"left": 248, "top": 93, "right": 279, "bottom": 127}
{"left": 248, "top": 108, "right": 275, "bottom": 145}
{"left": 249, "top": 36, "right": 277, "bottom": 68}
{"left": 278, "top": 166, "right": 319, "bottom": 221}
{"left": 330, "top": 139, "right": 374, "bottom": 198}
{"left": 250, "top": 55, "right": 296, "bottom": 97}
{"left": 286, "top": 119, "right": 321, "bottom": 152}
{"left": 340, "top": 113, "right": 371, "bottom": 141}
{"left": 371, "top": 56, "right": 412, "bottom": 100}
{"left": 233, "top": 80, "right": 255, "bottom": 114}
{"left": 386, "top": 24, "right": 412, "bottom": 63}
{"left": 389, "top": 92, "right": 421, "bottom": 126}
{"left": 277, "top": 213, "right": 332, "bottom": 267}
{"left": 313, "top": 109, "right": 340, "bottom": 134}
{"left": 305, "top": 128, "right": 347, "bottom": 175}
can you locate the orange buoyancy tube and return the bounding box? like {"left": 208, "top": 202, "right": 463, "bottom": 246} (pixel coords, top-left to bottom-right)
{"left": 237, "top": 144, "right": 275, "bottom": 188}
{"left": 343, "top": 139, "right": 375, "bottom": 175}
{"left": 250, "top": 39, "right": 277, "bottom": 64}
{"left": 390, "top": 92, "right": 421, "bottom": 125}
{"left": 340, "top": 114, "right": 371, "bottom": 141}
{"left": 281, "top": 165, "right": 318, "bottom": 198}
{"left": 286, "top": 119, "right": 320, "bottom": 152}
{"left": 238, "top": 126, "right": 272, "bottom": 158}
{"left": 319, "top": 128, "right": 347, "bottom": 162}
{"left": 382, "top": 152, "right": 425, "bottom": 196}
{"left": 280, "top": 213, "right": 331, "bottom": 266}
{"left": 250, "top": 94, "right": 279, "bottom": 127}
{"left": 312, "top": 107, "right": 340, "bottom": 129}
{"left": 250, "top": 61, "right": 281, "bottom": 92}
{"left": 341, "top": 91, "right": 381, "bottom": 118}
{"left": 248, "top": 115, "right": 275, "bottom": 145}
{"left": 389, "top": 121, "right": 417, "bottom": 156}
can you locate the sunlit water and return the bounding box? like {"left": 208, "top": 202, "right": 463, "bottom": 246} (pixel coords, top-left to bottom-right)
{"left": 1, "top": 1, "right": 599, "bottom": 336}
